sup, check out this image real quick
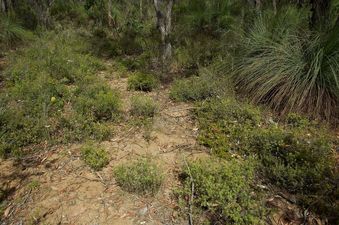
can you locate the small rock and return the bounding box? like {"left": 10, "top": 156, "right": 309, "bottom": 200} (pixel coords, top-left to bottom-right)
{"left": 139, "top": 207, "right": 148, "bottom": 216}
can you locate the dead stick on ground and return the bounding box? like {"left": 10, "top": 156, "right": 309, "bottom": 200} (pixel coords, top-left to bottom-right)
{"left": 184, "top": 157, "right": 194, "bottom": 225}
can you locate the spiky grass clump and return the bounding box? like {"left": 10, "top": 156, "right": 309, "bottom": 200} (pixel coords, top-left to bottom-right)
{"left": 114, "top": 158, "right": 163, "bottom": 195}
{"left": 233, "top": 7, "right": 339, "bottom": 122}
{"left": 0, "top": 16, "right": 33, "bottom": 49}
{"left": 130, "top": 95, "right": 157, "bottom": 118}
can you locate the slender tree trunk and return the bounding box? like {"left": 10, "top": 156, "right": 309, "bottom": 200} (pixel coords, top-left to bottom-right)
{"left": 272, "top": 0, "right": 277, "bottom": 15}
{"left": 255, "top": 0, "right": 261, "bottom": 11}
{"left": 153, "top": 0, "right": 174, "bottom": 67}
{"left": 107, "top": 0, "right": 112, "bottom": 27}
{"left": 3, "top": 0, "right": 8, "bottom": 13}
{"left": 310, "top": 0, "right": 331, "bottom": 29}
{"left": 140, "top": 0, "right": 143, "bottom": 20}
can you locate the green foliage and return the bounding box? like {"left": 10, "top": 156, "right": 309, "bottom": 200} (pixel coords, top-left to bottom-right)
{"left": 195, "top": 97, "right": 337, "bottom": 220}
{"left": 130, "top": 96, "right": 157, "bottom": 118}
{"left": 81, "top": 143, "right": 109, "bottom": 170}
{"left": 0, "top": 16, "right": 33, "bottom": 49}
{"left": 195, "top": 98, "right": 261, "bottom": 157}
{"left": 51, "top": 0, "right": 88, "bottom": 24}
{"left": 178, "top": 158, "right": 265, "bottom": 224}
{"left": 127, "top": 72, "right": 158, "bottom": 92}
{"left": 251, "top": 128, "right": 335, "bottom": 193}
{"left": 114, "top": 158, "right": 163, "bottom": 195}
{"left": 0, "top": 30, "right": 119, "bottom": 157}
{"left": 170, "top": 70, "right": 231, "bottom": 102}
{"left": 76, "top": 84, "right": 121, "bottom": 121}
{"left": 232, "top": 7, "right": 339, "bottom": 121}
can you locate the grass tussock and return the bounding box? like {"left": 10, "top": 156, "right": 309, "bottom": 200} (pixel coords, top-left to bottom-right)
{"left": 130, "top": 95, "right": 157, "bottom": 118}
{"left": 170, "top": 67, "right": 232, "bottom": 102}
{"left": 114, "top": 158, "right": 163, "bottom": 195}
{"left": 232, "top": 8, "right": 339, "bottom": 122}
{"left": 127, "top": 72, "right": 159, "bottom": 92}
{"left": 0, "top": 16, "right": 33, "bottom": 49}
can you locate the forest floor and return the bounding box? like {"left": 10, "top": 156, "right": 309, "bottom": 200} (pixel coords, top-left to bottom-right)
{"left": 0, "top": 59, "right": 334, "bottom": 225}
{"left": 0, "top": 60, "right": 208, "bottom": 224}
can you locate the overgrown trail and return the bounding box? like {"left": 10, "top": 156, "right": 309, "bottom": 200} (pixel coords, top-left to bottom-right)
{"left": 0, "top": 61, "right": 207, "bottom": 224}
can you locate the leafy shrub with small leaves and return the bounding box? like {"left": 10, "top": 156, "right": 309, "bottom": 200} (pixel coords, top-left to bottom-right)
{"left": 251, "top": 128, "right": 335, "bottom": 193}
{"left": 170, "top": 71, "right": 230, "bottom": 102}
{"left": 76, "top": 86, "right": 121, "bottom": 121}
{"left": 0, "top": 30, "right": 119, "bottom": 157}
{"left": 130, "top": 95, "right": 157, "bottom": 118}
{"left": 178, "top": 158, "right": 266, "bottom": 225}
{"left": 127, "top": 72, "right": 158, "bottom": 92}
{"left": 195, "top": 98, "right": 337, "bottom": 220}
{"left": 81, "top": 144, "right": 109, "bottom": 170}
{"left": 195, "top": 98, "right": 262, "bottom": 157}
{"left": 114, "top": 158, "right": 163, "bottom": 195}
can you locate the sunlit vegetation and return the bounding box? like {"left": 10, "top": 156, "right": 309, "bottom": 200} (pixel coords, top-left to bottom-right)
{"left": 0, "top": 0, "right": 338, "bottom": 224}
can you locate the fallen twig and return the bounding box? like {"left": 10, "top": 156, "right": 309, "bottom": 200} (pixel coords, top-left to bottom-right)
{"left": 184, "top": 157, "right": 194, "bottom": 225}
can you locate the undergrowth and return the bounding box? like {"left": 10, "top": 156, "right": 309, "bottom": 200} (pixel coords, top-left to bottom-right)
{"left": 114, "top": 158, "right": 163, "bottom": 195}
{"left": 127, "top": 72, "right": 159, "bottom": 92}
{"left": 194, "top": 97, "right": 338, "bottom": 221}
{"left": 178, "top": 158, "right": 266, "bottom": 225}
{"left": 0, "top": 30, "right": 120, "bottom": 158}
{"left": 81, "top": 143, "right": 109, "bottom": 170}
{"left": 130, "top": 95, "right": 157, "bottom": 118}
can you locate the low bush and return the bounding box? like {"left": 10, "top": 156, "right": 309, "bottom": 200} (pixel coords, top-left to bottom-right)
{"left": 252, "top": 128, "right": 335, "bottom": 193}
{"left": 195, "top": 97, "right": 337, "bottom": 220}
{"left": 114, "top": 158, "right": 163, "bottom": 195}
{"left": 170, "top": 67, "right": 232, "bottom": 102}
{"left": 0, "top": 30, "right": 120, "bottom": 157}
{"left": 0, "top": 16, "right": 33, "bottom": 49}
{"left": 81, "top": 143, "right": 109, "bottom": 170}
{"left": 130, "top": 95, "right": 157, "bottom": 118}
{"left": 127, "top": 72, "right": 158, "bottom": 92}
{"left": 76, "top": 86, "right": 121, "bottom": 121}
{"left": 178, "top": 158, "right": 266, "bottom": 225}
{"left": 195, "top": 98, "right": 262, "bottom": 157}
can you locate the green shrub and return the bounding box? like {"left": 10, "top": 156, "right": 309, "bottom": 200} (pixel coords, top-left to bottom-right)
{"left": 127, "top": 72, "right": 158, "bottom": 92}
{"left": 232, "top": 7, "right": 339, "bottom": 121}
{"left": 0, "top": 30, "right": 119, "bottom": 157}
{"left": 81, "top": 143, "right": 109, "bottom": 170}
{"left": 195, "top": 98, "right": 337, "bottom": 220}
{"left": 170, "top": 76, "right": 217, "bottom": 102}
{"left": 130, "top": 95, "right": 157, "bottom": 118}
{"left": 251, "top": 127, "right": 336, "bottom": 188}
{"left": 76, "top": 87, "right": 121, "bottom": 121}
{"left": 170, "top": 67, "right": 232, "bottom": 102}
{"left": 195, "top": 98, "right": 262, "bottom": 157}
{"left": 285, "top": 113, "right": 311, "bottom": 128}
{"left": 114, "top": 158, "right": 163, "bottom": 195}
{"left": 0, "top": 16, "right": 33, "bottom": 49}
{"left": 178, "top": 158, "right": 265, "bottom": 225}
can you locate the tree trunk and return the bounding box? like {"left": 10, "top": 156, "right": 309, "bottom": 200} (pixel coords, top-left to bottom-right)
{"left": 153, "top": 0, "right": 174, "bottom": 67}
{"left": 2, "top": 0, "right": 9, "bottom": 13}
{"left": 140, "top": 0, "right": 143, "bottom": 20}
{"left": 107, "top": 0, "right": 113, "bottom": 27}
{"left": 310, "top": 0, "right": 331, "bottom": 29}
{"left": 255, "top": 0, "right": 261, "bottom": 11}
{"left": 272, "top": 0, "right": 277, "bottom": 15}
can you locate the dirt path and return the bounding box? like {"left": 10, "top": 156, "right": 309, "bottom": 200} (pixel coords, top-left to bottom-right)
{"left": 0, "top": 63, "right": 207, "bottom": 224}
